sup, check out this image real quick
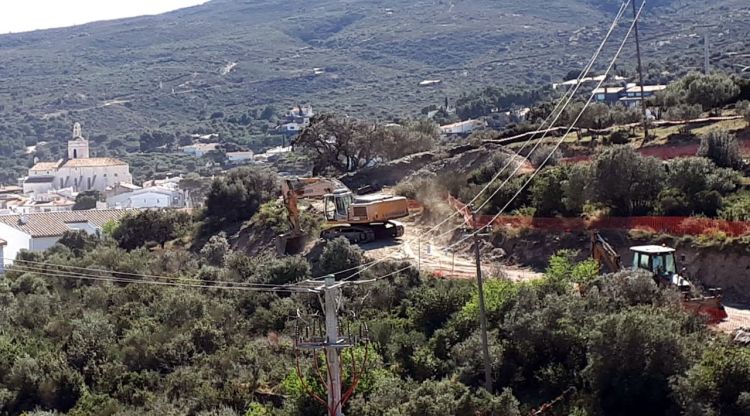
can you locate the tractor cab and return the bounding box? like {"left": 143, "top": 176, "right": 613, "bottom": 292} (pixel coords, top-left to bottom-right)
{"left": 630, "top": 245, "right": 691, "bottom": 292}
{"left": 324, "top": 190, "right": 354, "bottom": 222}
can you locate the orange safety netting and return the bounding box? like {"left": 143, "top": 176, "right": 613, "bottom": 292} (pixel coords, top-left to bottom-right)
{"left": 446, "top": 195, "right": 750, "bottom": 237}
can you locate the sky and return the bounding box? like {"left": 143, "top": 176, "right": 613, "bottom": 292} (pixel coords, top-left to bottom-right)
{"left": 1, "top": 0, "right": 209, "bottom": 33}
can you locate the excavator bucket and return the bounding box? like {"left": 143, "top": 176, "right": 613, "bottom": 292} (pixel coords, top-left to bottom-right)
{"left": 683, "top": 296, "right": 728, "bottom": 324}
{"left": 277, "top": 232, "right": 306, "bottom": 255}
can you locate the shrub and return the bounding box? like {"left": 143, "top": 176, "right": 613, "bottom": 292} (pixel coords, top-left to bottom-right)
{"left": 200, "top": 233, "right": 230, "bottom": 267}
{"left": 530, "top": 166, "right": 569, "bottom": 216}
{"left": 112, "top": 210, "right": 192, "bottom": 250}
{"left": 57, "top": 230, "right": 100, "bottom": 255}
{"left": 528, "top": 145, "right": 561, "bottom": 168}
{"left": 592, "top": 146, "right": 665, "bottom": 216}
{"left": 318, "top": 238, "right": 363, "bottom": 279}
{"left": 719, "top": 192, "right": 750, "bottom": 221}
{"left": 202, "top": 167, "right": 279, "bottom": 231}
{"left": 609, "top": 130, "right": 631, "bottom": 145}
{"left": 656, "top": 188, "right": 691, "bottom": 216}
{"left": 697, "top": 129, "right": 743, "bottom": 170}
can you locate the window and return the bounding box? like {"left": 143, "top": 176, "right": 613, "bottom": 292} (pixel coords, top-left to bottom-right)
{"left": 652, "top": 255, "right": 664, "bottom": 273}
{"left": 665, "top": 254, "right": 676, "bottom": 274}
{"left": 638, "top": 253, "right": 650, "bottom": 269}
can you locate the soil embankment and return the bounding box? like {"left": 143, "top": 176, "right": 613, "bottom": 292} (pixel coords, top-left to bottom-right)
{"left": 489, "top": 229, "right": 750, "bottom": 303}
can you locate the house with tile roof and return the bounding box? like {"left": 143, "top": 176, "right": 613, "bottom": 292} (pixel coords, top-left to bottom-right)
{"left": 0, "top": 209, "right": 130, "bottom": 271}
{"left": 23, "top": 123, "right": 133, "bottom": 194}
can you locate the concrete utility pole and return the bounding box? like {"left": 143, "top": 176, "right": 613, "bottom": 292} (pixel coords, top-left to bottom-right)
{"left": 704, "top": 32, "right": 711, "bottom": 74}
{"left": 470, "top": 206, "right": 493, "bottom": 393}
{"left": 632, "top": 0, "right": 649, "bottom": 141}
{"left": 324, "top": 275, "right": 344, "bottom": 416}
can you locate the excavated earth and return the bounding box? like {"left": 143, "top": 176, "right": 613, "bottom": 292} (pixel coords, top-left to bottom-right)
{"left": 488, "top": 229, "right": 750, "bottom": 304}
{"left": 339, "top": 143, "right": 531, "bottom": 191}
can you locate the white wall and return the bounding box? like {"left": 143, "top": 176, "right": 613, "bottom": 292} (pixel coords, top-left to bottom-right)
{"left": 30, "top": 236, "right": 60, "bottom": 252}
{"left": 56, "top": 164, "right": 133, "bottom": 192}
{"left": 107, "top": 191, "right": 175, "bottom": 209}
{"left": 66, "top": 222, "right": 99, "bottom": 235}
{"left": 0, "top": 222, "right": 32, "bottom": 266}
{"left": 23, "top": 181, "right": 54, "bottom": 194}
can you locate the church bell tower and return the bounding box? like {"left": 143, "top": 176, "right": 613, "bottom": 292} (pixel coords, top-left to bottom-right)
{"left": 68, "top": 122, "right": 90, "bottom": 159}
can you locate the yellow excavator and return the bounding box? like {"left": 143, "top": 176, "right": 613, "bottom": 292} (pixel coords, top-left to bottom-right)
{"left": 278, "top": 177, "right": 410, "bottom": 253}
{"left": 591, "top": 232, "right": 727, "bottom": 324}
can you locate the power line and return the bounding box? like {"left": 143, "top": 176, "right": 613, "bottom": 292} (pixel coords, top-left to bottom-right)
{"left": 5, "top": 261, "right": 316, "bottom": 294}
{"left": 7, "top": 258, "right": 302, "bottom": 290}
{"left": 328, "top": 0, "right": 633, "bottom": 284}
{"left": 446, "top": 0, "right": 647, "bottom": 253}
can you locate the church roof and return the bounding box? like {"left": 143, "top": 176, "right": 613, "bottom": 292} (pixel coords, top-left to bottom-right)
{"left": 62, "top": 158, "right": 128, "bottom": 168}
{"left": 30, "top": 161, "right": 63, "bottom": 171}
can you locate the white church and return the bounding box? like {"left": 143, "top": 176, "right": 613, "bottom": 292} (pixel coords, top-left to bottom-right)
{"left": 23, "top": 123, "right": 133, "bottom": 194}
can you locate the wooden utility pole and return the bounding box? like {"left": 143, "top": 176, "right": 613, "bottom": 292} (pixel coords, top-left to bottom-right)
{"left": 324, "top": 275, "right": 344, "bottom": 416}
{"left": 632, "top": 0, "right": 649, "bottom": 141}
{"left": 471, "top": 206, "right": 493, "bottom": 393}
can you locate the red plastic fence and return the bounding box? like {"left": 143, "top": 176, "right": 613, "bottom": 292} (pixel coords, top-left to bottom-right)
{"left": 561, "top": 138, "right": 750, "bottom": 164}
{"left": 446, "top": 195, "right": 750, "bottom": 237}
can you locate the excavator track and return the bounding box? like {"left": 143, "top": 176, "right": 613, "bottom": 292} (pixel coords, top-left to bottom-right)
{"left": 321, "top": 221, "right": 404, "bottom": 245}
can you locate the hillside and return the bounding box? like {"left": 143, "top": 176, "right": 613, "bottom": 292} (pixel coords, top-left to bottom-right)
{"left": 1, "top": 0, "right": 749, "bottom": 138}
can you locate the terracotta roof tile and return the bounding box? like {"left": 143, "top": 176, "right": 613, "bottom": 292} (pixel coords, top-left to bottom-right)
{"left": 63, "top": 158, "right": 128, "bottom": 168}
{"left": 0, "top": 209, "right": 131, "bottom": 237}
{"left": 30, "top": 161, "right": 63, "bottom": 171}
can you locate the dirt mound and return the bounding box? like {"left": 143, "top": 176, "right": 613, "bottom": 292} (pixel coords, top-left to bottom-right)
{"left": 340, "top": 143, "right": 529, "bottom": 191}
{"left": 340, "top": 151, "right": 439, "bottom": 191}
{"left": 231, "top": 220, "right": 279, "bottom": 257}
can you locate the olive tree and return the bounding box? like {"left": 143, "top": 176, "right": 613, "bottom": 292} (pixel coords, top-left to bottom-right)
{"left": 591, "top": 146, "right": 665, "bottom": 215}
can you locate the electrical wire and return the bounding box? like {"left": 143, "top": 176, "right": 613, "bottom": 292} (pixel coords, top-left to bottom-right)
{"left": 327, "top": 0, "right": 634, "bottom": 284}
{"left": 445, "top": 0, "right": 647, "bottom": 253}
{"left": 7, "top": 258, "right": 294, "bottom": 288}
{"left": 4, "top": 260, "right": 317, "bottom": 293}
{"left": 304, "top": 0, "right": 632, "bottom": 285}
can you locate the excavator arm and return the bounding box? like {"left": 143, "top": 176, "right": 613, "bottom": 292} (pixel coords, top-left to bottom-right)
{"left": 591, "top": 232, "right": 622, "bottom": 274}
{"left": 281, "top": 177, "right": 348, "bottom": 234}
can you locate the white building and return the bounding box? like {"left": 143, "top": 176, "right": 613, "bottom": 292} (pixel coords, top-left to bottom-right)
{"left": 281, "top": 105, "right": 314, "bottom": 136}
{"left": 181, "top": 143, "right": 220, "bottom": 158}
{"left": 106, "top": 186, "right": 187, "bottom": 209}
{"left": 0, "top": 209, "right": 129, "bottom": 272}
{"left": 227, "top": 151, "right": 255, "bottom": 164}
{"left": 440, "top": 120, "right": 485, "bottom": 135}
{"left": 24, "top": 124, "right": 133, "bottom": 193}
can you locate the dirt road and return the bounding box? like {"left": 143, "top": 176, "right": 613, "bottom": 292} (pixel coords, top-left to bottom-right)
{"left": 716, "top": 304, "right": 750, "bottom": 334}
{"left": 361, "top": 218, "right": 542, "bottom": 281}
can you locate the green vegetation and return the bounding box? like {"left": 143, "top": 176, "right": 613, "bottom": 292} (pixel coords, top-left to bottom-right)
{"left": 72, "top": 191, "right": 101, "bottom": 211}
{"left": 453, "top": 140, "right": 744, "bottom": 219}
{"left": 199, "top": 167, "right": 280, "bottom": 235}
{"left": 2, "top": 224, "right": 749, "bottom": 415}
{"left": 112, "top": 209, "right": 193, "bottom": 250}
{"left": 294, "top": 114, "right": 438, "bottom": 175}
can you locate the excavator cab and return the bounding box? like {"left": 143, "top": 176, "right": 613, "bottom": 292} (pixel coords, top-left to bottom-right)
{"left": 323, "top": 190, "right": 354, "bottom": 222}
{"left": 630, "top": 246, "right": 689, "bottom": 292}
